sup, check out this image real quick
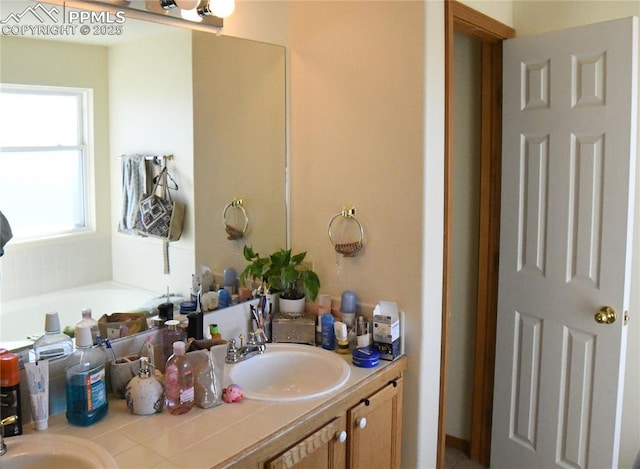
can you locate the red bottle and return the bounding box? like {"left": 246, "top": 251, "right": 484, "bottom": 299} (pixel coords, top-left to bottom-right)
{"left": 0, "top": 351, "right": 23, "bottom": 436}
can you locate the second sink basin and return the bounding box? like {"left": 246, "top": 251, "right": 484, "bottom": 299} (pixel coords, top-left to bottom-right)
{"left": 226, "top": 343, "right": 351, "bottom": 402}
{"left": 3, "top": 433, "right": 117, "bottom": 468}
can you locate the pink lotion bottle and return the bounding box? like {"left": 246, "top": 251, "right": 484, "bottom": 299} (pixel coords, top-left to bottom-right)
{"left": 164, "top": 341, "right": 195, "bottom": 415}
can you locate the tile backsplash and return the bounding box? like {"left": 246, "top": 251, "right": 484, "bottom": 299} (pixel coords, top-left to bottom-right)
{"left": 0, "top": 234, "right": 112, "bottom": 302}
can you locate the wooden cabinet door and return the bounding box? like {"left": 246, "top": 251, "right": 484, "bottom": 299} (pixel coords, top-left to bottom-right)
{"left": 348, "top": 377, "right": 404, "bottom": 469}
{"left": 267, "top": 415, "right": 347, "bottom": 469}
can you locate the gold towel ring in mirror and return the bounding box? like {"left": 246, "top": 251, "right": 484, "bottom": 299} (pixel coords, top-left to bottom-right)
{"left": 328, "top": 207, "right": 364, "bottom": 257}
{"left": 222, "top": 198, "right": 248, "bottom": 240}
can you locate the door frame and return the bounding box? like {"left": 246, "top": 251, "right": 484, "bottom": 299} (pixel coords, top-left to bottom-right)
{"left": 439, "top": 1, "right": 514, "bottom": 467}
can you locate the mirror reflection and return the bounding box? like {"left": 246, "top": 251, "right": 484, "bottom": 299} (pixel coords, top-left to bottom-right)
{"left": 0, "top": 2, "right": 287, "bottom": 349}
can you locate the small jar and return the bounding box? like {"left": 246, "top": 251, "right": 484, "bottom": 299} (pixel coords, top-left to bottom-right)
{"left": 217, "top": 288, "right": 231, "bottom": 308}
{"left": 209, "top": 324, "right": 222, "bottom": 340}
{"left": 157, "top": 302, "right": 174, "bottom": 321}
{"left": 179, "top": 301, "right": 197, "bottom": 316}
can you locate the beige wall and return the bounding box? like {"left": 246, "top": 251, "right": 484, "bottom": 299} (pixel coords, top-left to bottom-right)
{"left": 109, "top": 28, "right": 195, "bottom": 294}
{"left": 513, "top": 0, "right": 638, "bottom": 37}
{"left": 289, "top": 1, "right": 436, "bottom": 465}
{"left": 289, "top": 1, "right": 424, "bottom": 310}
{"left": 223, "top": 0, "right": 289, "bottom": 46}
{"left": 460, "top": 0, "right": 514, "bottom": 27}
{"left": 192, "top": 32, "right": 287, "bottom": 275}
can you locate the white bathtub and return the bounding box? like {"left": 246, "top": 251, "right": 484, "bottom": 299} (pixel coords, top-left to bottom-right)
{"left": 0, "top": 281, "right": 163, "bottom": 350}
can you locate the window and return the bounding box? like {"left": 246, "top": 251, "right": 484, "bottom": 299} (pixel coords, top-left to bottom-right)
{"left": 0, "top": 84, "right": 93, "bottom": 241}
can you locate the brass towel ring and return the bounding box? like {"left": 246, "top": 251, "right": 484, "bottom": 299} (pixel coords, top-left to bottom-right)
{"left": 222, "top": 198, "right": 248, "bottom": 240}
{"left": 328, "top": 207, "right": 364, "bottom": 257}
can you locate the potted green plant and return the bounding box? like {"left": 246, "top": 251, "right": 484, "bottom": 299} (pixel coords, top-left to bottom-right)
{"left": 239, "top": 245, "right": 276, "bottom": 291}
{"left": 240, "top": 246, "right": 320, "bottom": 315}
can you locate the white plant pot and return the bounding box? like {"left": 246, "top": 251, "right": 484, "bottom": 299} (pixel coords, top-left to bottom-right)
{"left": 279, "top": 296, "right": 305, "bottom": 316}
{"left": 266, "top": 291, "right": 280, "bottom": 314}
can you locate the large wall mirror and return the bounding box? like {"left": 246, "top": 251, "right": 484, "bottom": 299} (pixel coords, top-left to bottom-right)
{"left": 0, "top": 0, "right": 287, "bottom": 348}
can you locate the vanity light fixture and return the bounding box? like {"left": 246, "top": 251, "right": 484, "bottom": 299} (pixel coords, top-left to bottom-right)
{"left": 160, "top": 0, "right": 200, "bottom": 10}
{"left": 181, "top": 10, "right": 202, "bottom": 22}
{"left": 159, "top": 0, "right": 175, "bottom": 9}
{"left": 180, "top": 5, "right": 204, "bottom": 22}
{"left": 198, "top": 0, "right": 235, "bottom": 19}
{"left": 159, "top": 0, "right": 234, "bottom": 21}
{"left": 55, "top": 1, "right": 224, "bottom": 29}
{"left": 159, "top": 0, "right": 204, "bottom": 22}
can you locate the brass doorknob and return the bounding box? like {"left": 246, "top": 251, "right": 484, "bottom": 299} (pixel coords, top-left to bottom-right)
{"left": 595, "top": 306, "right": 617, "bottom": 324}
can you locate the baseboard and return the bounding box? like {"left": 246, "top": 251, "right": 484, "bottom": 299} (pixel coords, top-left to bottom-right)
{"left": 445, "top": 434, "right": 470, "bottom": 454}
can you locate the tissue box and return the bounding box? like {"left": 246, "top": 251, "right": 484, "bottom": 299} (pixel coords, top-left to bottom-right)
{"left": 373, "top": 314, "right": 401, "bottom": 360}
{"left": 271, "top": 312, "right": 316, "bottom": 346}
{"left": 98, "top": 312, "right": 148, "bottom": 339}
{"left": 373, "top": 314, "right": 400, "bottom": 342}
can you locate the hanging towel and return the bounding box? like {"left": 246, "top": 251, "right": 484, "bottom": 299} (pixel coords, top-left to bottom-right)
{"left": 0, "top": 210, "right": 13, "bottom": 257}
{"left": 118, "top": 155, "right": 148, "bottom": 235}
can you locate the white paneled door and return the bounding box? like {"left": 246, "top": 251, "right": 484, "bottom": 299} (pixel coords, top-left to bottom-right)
{"left": 492, "top": 18, "right": 637, "bottom": 469}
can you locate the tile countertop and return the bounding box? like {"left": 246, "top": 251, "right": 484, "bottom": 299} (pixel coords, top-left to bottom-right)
{"left": 17, "top": 352, "right": 407, "bottom": 469}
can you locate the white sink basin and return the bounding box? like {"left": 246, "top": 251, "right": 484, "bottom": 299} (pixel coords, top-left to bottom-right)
{"left": 2, "top": 433, "right": 117, "bottom": 468}
{"left": 226, "top": 343, "right": 351, "bottom": 402}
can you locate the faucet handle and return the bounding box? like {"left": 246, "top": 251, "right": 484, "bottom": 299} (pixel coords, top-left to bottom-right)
{"left": 251, "top": 328, "right": 267, "bottom": 354}
{"left": 1, "top": 415, "right": 17, "bottom": 430}
{"left": 0, "top": 415, "right": 18, "bottom": 456}
{"left": 253, "top": 329, "right": 267, "bottom": 345}
{"left": 225, "top": 339, "right": 238, "bottom": 364}
{"left": 247, "top": 331, "right": 257, "bottom": 345}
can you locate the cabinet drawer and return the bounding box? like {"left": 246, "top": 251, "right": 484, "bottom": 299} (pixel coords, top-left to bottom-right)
{"left": 267, "top": 415, "right": 347, "bottom": 469}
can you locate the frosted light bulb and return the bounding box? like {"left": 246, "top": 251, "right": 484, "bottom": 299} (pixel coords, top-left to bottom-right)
{"left": 181, "top": 7, "right": 203, "bottom": 22}
{"left": 208, "top": 0, "right": 235, "bottom": 18}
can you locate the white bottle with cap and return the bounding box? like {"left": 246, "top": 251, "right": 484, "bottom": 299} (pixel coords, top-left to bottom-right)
{"left": 75, "top": 308, "right": 99, "bottom": 345}
{"left": 33, "top": 312, "right": 74, "bottom": 360}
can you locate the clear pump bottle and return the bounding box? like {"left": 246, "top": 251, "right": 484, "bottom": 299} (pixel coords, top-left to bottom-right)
{"left": 65, "top": 325, "right": 108, "bottom": 426}
{"left": 33, "top": 312, "right": 74, "bottom": 360}
{"left": 162, "top": 320, "right": 182, "bottom": 365}
{"left": 164, "top": 341, "right": 194, "bottom": 415}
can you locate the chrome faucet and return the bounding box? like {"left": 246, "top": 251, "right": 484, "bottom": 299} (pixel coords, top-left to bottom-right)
{"left": 0, "top": 415, "right": 18, "bottom": 456}
{"left": 225, "top": 331, "right": 267, "bottom": 364}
